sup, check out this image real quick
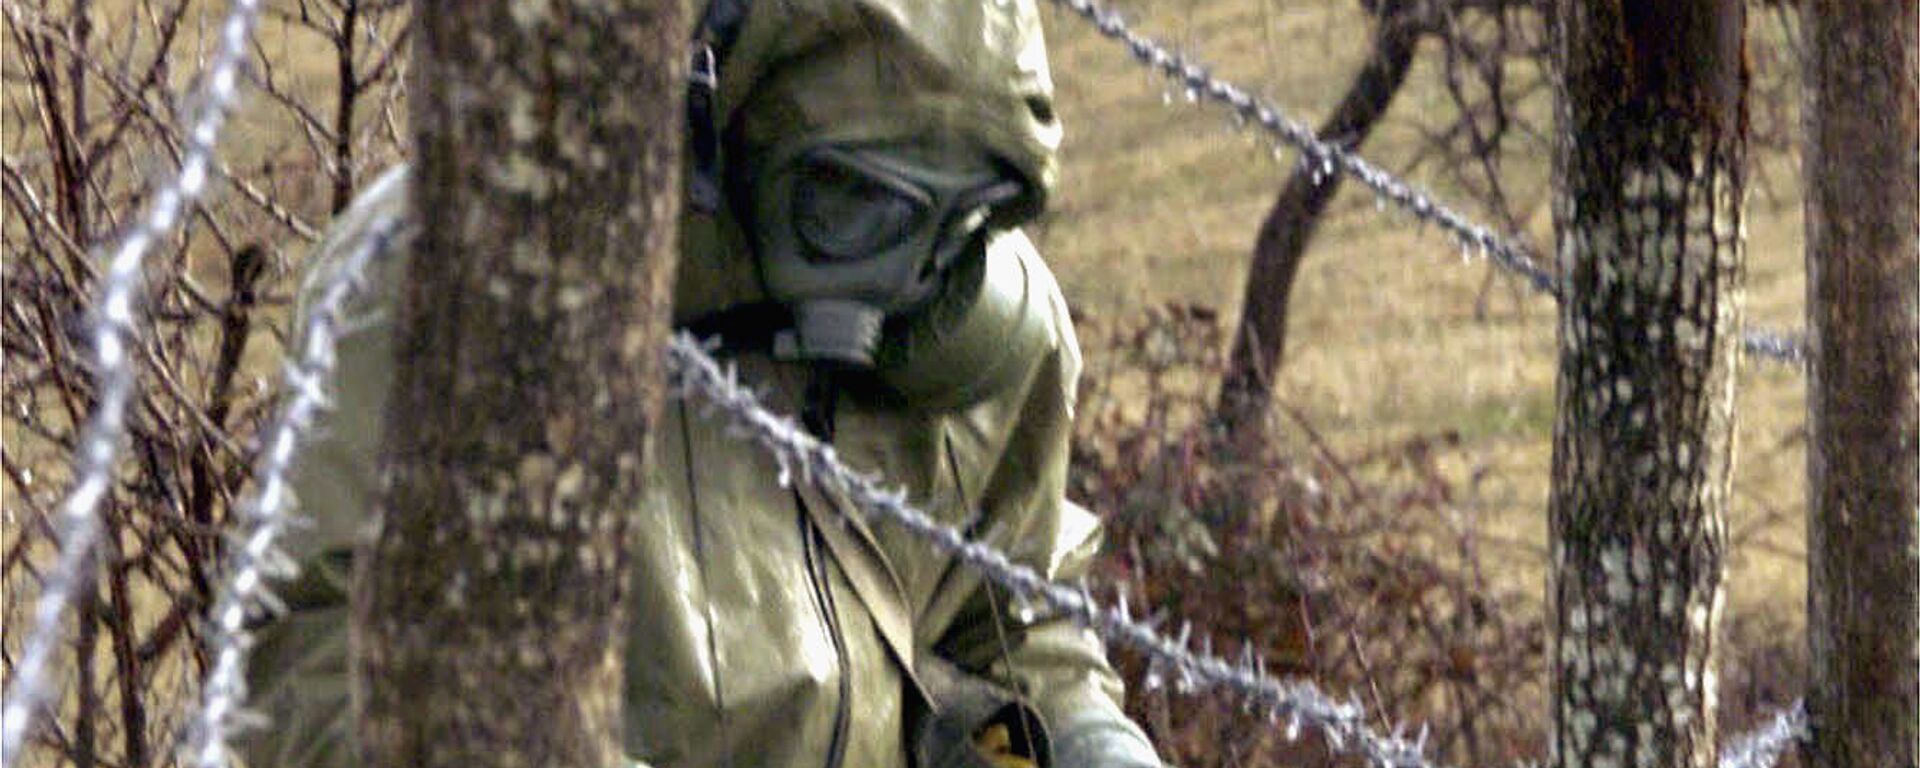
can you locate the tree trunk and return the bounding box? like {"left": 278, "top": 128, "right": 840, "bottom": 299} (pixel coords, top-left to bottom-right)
{"left": 1216, "top": 0, "right": 1421, "bottom": 446}
{"left": 1548, "top": 2, "right": 1746, "bottom": 767}
{"left": 1801, "top": 1, "right": 1920, "bottom": 766}
{"left": 351, "top": 1, "right": 684, "bottom": 765}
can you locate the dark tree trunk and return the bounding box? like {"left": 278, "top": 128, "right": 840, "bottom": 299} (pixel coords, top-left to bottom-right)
{"left": 1801, "top": 1, "right": 1920, "bottom": 766}
{"left": 1548, "top": 2, "right": 1746, "bottom": 767}
{"left": 351, "top": 0, "right": 684, "bottom": 765}
{"left": 1215, "top": 0, "right": 1421, "bottom": 446}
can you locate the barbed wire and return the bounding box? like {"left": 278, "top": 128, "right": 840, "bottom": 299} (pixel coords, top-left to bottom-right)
{"left": 0, "top": 0, "right": 265, "bottom": 763}
{"left": 1043, "top": 0, "right": 1806, "bottom": 368}
{"left": 666, "top": 334, "right": 1807, "bottom": 768}
{"left": 666, "top": 333, "right": 1447, "bottom": 768}
{"left": 0, "top": 0, "right": 1816, "bottom": 760}
{"left": 131, "top": 224, "right": 1803, "bottom": 768}
{"left": 179, "top": 213, "right": 404, "bottom": 768}
{"left": 1719, "top": 701, "right": 1807, "bottom": 768}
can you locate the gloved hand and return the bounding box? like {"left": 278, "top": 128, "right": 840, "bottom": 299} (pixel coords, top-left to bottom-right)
{"left": 914, "top": 657, "right": 1051, "bottom": 768}
{"left": 974, "top": 723, "right": 1040, "bottom": 768}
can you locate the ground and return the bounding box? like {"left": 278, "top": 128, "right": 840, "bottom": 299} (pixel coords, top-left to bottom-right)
{"left": 2, "top": 0, "right": 1814, "bottom": 762}
{"left": 1038, "top": 0, "right": 1807, "bottom": 637}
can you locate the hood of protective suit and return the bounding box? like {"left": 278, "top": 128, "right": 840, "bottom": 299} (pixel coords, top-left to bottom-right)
{"left": 719, "top": 0, "right": 1060, "bottom": 201}
{"left": 674, "top": 0, "right": 1063, "bottom": 323}
{"left": 238, "top": 2, "right": 1163, "bottom": 766}
{"left": 243, "top": 168, "right": 1162, "bottom": 768}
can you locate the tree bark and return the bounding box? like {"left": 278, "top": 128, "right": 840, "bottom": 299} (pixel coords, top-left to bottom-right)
{"left": 351, "top": 0, "right": 684, "bottom": 765}
{"left": 1216, "top": 0, "right": 1421, "bottom": 446}
{"left": 1548, "top": 2, "right": 1746, "bottom": 767}
{"left": 1801, "top": 1, "right": 1920, "bottom": 766}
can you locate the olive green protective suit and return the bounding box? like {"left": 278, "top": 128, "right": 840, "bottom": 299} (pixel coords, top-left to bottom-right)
{"left": 238, "top": 1, "right": 1161, "bottom": 766}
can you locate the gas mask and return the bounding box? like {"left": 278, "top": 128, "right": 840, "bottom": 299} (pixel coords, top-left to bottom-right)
{"left": 747, "top": 140, "right": 1025, "bottom": 366}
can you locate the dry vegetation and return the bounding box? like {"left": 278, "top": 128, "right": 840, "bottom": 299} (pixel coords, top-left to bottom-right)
{"left": 4, "top": 1, "right": 405, "bottom": 762}
{"left": 1041, "top": 0, "right": 1809, "bottom": 763}
{"left": 3, "top": 0, "right": 1811, "bottom": 765}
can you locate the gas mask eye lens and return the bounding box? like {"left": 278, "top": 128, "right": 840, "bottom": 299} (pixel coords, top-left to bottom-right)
{"left": 792, "top": 156, "right": 928, "bottom": 263}
{"left": 750, "top": 141, "right": 1025, "bottom": 365}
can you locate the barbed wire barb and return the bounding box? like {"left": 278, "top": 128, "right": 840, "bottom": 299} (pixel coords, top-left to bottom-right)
{"left": 665, "top": 333, "right": 1450, "bottom": 768}
{"left": 666, "top": 333, "right": 1808, "bottom": 768}
{"left": 0, "top": 0, "right": 1817, "bottom": 757}
{"left": 181, "top": 215, "right": 403, "bottom": 768}
{"left": 1042, "top": 0, "right": 1805, "bottom": 366}
{"left": 1718, "top": 701, "right": 1807, "bottom": 768}
{"left": 0, "top": 0, "right": 266, "bottom": 762}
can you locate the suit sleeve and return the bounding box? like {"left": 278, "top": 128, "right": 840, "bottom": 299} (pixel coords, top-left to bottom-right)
{"left": 235, "top": 166, "right": 410, "bottom": 768}
{"left": 927, "top": 253, "right": 1161, "bottom": 768}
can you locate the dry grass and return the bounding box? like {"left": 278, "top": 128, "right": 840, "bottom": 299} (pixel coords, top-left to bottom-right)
{"left": 3, "top": 0, "right": 1815, "bottom": 764}
{"left": 1038, "top": 0, "right": 1808, "bottom": 632}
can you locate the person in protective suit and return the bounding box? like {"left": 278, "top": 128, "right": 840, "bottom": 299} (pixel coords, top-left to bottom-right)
{"left": 238, "top": 0, "right": 1163, "bottom": 766}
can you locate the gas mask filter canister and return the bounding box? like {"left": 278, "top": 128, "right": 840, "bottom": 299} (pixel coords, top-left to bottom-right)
{"left": 749, "top": 141, "right": 1024, "bottom": 366}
